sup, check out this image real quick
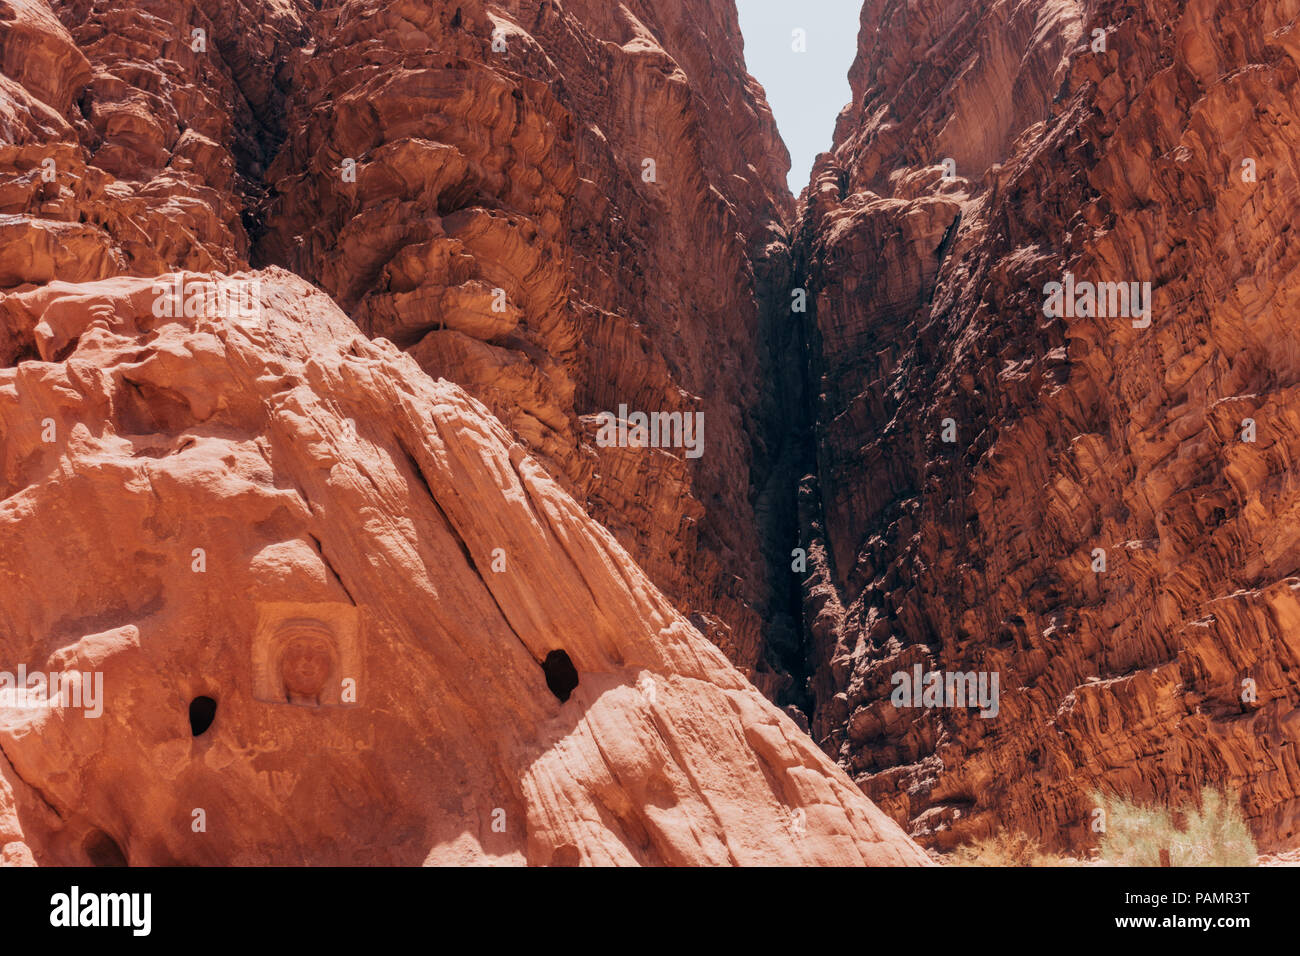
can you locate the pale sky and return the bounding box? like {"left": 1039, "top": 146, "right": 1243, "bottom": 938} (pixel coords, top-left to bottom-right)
{"left": 736, "top": 1, "right": 862, "bottom": 195}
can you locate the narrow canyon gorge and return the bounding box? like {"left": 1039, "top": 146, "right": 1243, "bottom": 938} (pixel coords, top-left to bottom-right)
{"left": 0, "top": 0, "right": 1296, "bottom": 867}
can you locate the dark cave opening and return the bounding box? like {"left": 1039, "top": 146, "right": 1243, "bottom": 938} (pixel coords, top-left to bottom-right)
{"left": 189, "top": 695, "right": 217, "bottom": 736}
{"left": 83, "top": 829, "right": 128, "bottom": 867}
{"left": 542, "top": 650, "right": 579, "bottom": 702}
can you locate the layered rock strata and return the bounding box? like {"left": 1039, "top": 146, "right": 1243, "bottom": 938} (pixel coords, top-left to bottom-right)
{"left": 0, "top": 0, "right": 929, "bottom": 865}
{"left": 2, "top": 0, "right": 801, "bottom": 689}
{"left": 256, "top": 0, "right": 798, "bottom": 694}
{"left": 0, "top": 0, "right": 309, "bottom": 287}
{"left": 796, "top": 0, "right": 1300, "bottom": 852}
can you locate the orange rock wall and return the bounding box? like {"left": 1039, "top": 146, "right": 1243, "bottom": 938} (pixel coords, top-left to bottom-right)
{"left": 0, "top": 0, "right": 927, "bottom": 865}
{"left": 257, "top": 0, "right": 799, "bottom": 693}
{"left": 0, "top": 270, "right": 927, "bottom": 865}
{"left": 796, "top": 0, "right": 1300, "bottom": 852}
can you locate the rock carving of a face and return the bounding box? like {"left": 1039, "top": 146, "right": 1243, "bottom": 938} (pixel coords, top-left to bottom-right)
{"left": 279, "top": 633, "right": 335, "bottom": 705}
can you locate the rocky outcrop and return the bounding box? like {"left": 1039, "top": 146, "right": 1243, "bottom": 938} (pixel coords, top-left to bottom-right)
{"left": 2, "top": 0, "right": 806, "bottom": 696}
{"left": 0, "top": 270, "right": 928, "bottom": 865}
{"left": 0, "top": 0, "right": 807, "bottom": 700}
{"left": 796, "top": 0, "right": 1300, "bottom": 853}
{"left": 256, "top": 0, "right": 799, "bottom": 696}
{"left": 0, "top": 0, "right": 930, "bottom": 866}
{"left": 0, "top": 0, "right": 310, "bottom": 287}
{"left": 22, "top": 0, "right": 1299, "bottom": 868}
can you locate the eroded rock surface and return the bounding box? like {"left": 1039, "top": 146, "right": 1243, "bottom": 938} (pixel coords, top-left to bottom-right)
{"left": 13, "top": 0, "right": 1293, "bottom": 868}
{"left": 0, "top": 270, "right": 927, "bottom": 865}
{"left": 257, "top": 0, "right": 799, "bottom": 694}
{"left": 0, "top": 0, "right": 803, "bottom": 699}
{"left": 0, "top": 0, "right": 929, "bottom": 866}
{"left": 0, "top": 0, "right": 310, "bottom": 286}
{"left": 796, "top": 0, "right": 1300, "bottom": 852}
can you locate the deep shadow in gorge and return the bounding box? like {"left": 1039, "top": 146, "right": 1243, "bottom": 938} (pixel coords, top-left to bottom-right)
{"left": 748, "top": 228, "right": 818, "bottom": 719}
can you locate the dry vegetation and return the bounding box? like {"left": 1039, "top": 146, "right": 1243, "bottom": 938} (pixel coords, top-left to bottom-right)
{"left": 945, "top": 788, "right": 1258, "bottom": 866}
{"left": 1094, "top": 788, "right": 1257, "bottom": 867}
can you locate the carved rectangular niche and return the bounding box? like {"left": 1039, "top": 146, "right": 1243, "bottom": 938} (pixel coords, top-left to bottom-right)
{"left": 252, "top": 602, "right": 362, "bottom": 707}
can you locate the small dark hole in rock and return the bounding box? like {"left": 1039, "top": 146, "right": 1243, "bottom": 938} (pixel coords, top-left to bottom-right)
{"left": 189, "top": 695, "right": 216, "bottom": 735}
{"left": 84, "top": 829, "right": 127, "bottom": 867}
{"left": 550, "top": 844, "right": 581, "bottom": 866}
{"left": 542, "top": 650, "right": 579, "bottom": 702}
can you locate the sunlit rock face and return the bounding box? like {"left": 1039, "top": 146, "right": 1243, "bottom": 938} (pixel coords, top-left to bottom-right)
{"left": 0, "top": 270, "right": 928, "bottom": 865}
{"left": 1, "top": 0, "right": 804, "bottom": 692}
{"left": 256, "top": 0, "right": 801, "bottom": 696}
{"left": 12, "top": 0, "right": 1294, "bottom": 868}
{"left": 0, "top": 0, "right": 310, "bottom": 285}
{"left": 0, "top": 0, "right": 930, "bottom": 866}
{"left": 795, "top": 0, "right": 1300, "bottom": 852}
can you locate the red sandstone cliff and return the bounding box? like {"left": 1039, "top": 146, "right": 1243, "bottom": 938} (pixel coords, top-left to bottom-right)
{"left": 796, "top": 0, "right": 1300, "bottom": 853}
{"left": 0, "top": 270, "right": 927, "bottom": 865}
{"left": 6, "top": 0, "right": 1294, "bottom": 869}
{"left": 256, "top": 0, "right": 799, "bottom": 695}
{"left": 0, "top": 0, "right": 927, "bottom": 865}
